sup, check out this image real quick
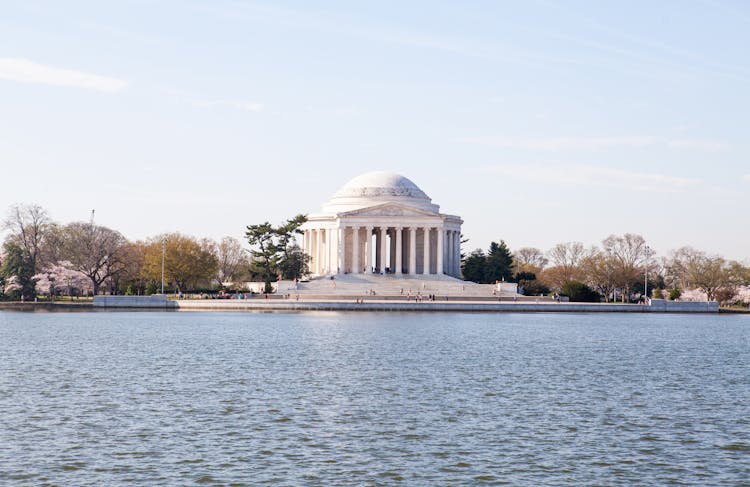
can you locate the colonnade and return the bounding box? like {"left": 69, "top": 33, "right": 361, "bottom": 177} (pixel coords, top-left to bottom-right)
{"left": 303, "top": 225, "right": 461, "bottom": 277}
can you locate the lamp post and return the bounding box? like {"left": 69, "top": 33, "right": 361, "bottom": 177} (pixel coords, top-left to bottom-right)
{"left": 644, "top": 245, "right": 651, "bottom": 301}
{"left": 161, "top": 239, "right": 166, "bottom": 294}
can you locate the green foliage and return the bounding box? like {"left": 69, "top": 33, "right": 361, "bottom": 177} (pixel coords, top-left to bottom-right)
{"left": 561, "top": 280, "right": 601, "bottom": 302}
{"left": 461, "top": 249, "right": 487, "bottom": 283}
{"left": 145, "top": 282, "right": 158, "bottom": 295}
{"left": 462, "top": 240, "right": 514, "bottom": 284}
{"left": 246, "top": 214, "right": 307, "bottom": 292}
{"left": 278, "top": 243, "right": 310, "bottom": 280}
{"left": 514, "top": 271, "right": 536, "bottom": 282}
{"left": 668, "top": 288, "right": 682, "bottom": 301}
{"left": 0, "top": 242, "right": 35, "bottom": 299}
{"left": 520, "top": 279, "right": 550, "bottom": 296}
{"left": 484, "top": 240, "right": 514, "bottom": 283}
{"left": 652, "top": 288, "right": 665, "bottom": 299}
{"left": 514, "top": 271, "right": 549, "bottom": 296}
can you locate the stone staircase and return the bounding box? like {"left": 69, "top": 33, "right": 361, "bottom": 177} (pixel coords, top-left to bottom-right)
{"left": 275, "top": 274, "right": 541, "bottom": 301}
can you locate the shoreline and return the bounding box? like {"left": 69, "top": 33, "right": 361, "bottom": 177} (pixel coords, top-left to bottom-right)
{"left": 2, "top": 299, "right": 733, "bottom": 313}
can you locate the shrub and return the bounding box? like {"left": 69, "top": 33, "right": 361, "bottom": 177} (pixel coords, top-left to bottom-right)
{"left": 561, "top": 280, "right": 601, "bottom": 302}
{"left": 668, "top": 288, "right": 682, "bottom": 301}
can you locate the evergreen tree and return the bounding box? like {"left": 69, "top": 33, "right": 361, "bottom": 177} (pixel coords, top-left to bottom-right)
{"left": 484, "top": 240, "right": 514, "bottom": 283}
{"left": 0, "top": 242, "right": 35, "bottom": 299}
{"left": 461, "top": 249, "right": 487, "bottom": 283}
{"left": 561, "top": 280, "right": 601, "bottom": 302}
{"left": 246, "top": 214, "right": 307, "bottom": 292}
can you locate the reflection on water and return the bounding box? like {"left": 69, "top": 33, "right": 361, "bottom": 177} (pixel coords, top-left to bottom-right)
{"left": 0, "top": 311, "right": 748, "bottom": 485}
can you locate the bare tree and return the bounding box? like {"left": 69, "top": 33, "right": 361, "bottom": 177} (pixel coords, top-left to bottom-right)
{"left": 215, "top": 236, "right": 246, "bottom": 285}
{"left": 602, "top": 233, "right": 654, "bottom": 302}
{"left": 546, "top": 242, "right": 584, "bottom": 283}
{"left": 580, "top": 247, "right": 618, "bottom": 302}
{"left": 664, "top": 246, "right": 704, "bottom": 290}
{"left": 59, "top": 222, "right": 128, "bottom": 295}
{"left": 513, "top": 247, "right": 548, "bottom": 274}
{"left": 3, "top": 203, "right": 51, "bottom": 275}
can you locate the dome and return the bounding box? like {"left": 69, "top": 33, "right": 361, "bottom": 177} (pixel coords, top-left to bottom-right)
{"left": 321, "top": 171, "right": 440, "bottom": 214}
{"left": 334, "top": 171, "right": 429, "bottom": 199}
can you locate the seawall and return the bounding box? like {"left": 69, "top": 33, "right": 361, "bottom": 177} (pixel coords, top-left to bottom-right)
{"left": 90, "top": 295, "right": 719, "bottom": 313}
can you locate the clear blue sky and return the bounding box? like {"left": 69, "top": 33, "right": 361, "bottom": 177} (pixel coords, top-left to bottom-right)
{"left": 1, "top": 1, "right": 748, "bottom": 260}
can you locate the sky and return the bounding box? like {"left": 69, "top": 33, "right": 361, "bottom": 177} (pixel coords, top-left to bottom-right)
{"left": 1, "top": 0, "right": 748, "bottom": 260}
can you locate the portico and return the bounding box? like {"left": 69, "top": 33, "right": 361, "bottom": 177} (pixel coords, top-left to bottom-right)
{"left": 301, "top": 172, "right": 462, "bottom": 278}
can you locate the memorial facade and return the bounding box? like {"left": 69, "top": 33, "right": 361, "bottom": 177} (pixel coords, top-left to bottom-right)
{"left": 301, "top": 171, "right": 463, "bottom": 277}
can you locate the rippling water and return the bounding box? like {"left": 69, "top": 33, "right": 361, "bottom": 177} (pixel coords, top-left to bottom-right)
{"left": 1, "top": 311, "right": 749, "bottom": 485}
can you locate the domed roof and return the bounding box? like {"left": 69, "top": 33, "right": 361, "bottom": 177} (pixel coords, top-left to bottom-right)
{"left": 321, "top": 171, "right": 439, "bottom": 214}
{"left": 333, "top": 171, "right": 429, "bottom": 199}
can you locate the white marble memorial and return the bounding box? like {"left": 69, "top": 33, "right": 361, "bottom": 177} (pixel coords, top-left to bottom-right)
{"left": 301, "top": 171, "right": 463, "bottom": 277}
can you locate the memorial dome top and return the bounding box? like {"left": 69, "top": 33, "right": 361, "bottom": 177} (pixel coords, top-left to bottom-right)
{"left": 321, "top": 171, "right": 439, "bottom": 214}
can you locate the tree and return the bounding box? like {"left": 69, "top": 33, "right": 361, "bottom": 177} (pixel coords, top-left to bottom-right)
{"left": 513, "top": 247, "right": 548, "bottom": 275}
{"left": 579, "top": 248, "right": 617, "bottom": 302}
{"left": 484, "top": 240, "right": 514, "bottom": 283}
{"left": 561, "top": 280, "right": 601, "bottom": 302}
{"left": 143, "top": 234, "right": 218, "bottom": 292}
{"left": 515, "top": 271, "right": 549, "bottom": 296}
{"left": 245, "top": 222, "right": 278, "bottom": 293}
{"left": 32, "top": 262, "right": 91, "bottom": 298}
{"left": 547, "top": 242, "right": 585, "bottom": 283}
{"left": 3, "top": 203, "right": 51, "bottom": 284}
{"left": 665, "top": 248, "right": 743, "bottom": 302}
{"left": 687, "top": 255, "right": 728, "bottom": 302}
{"left": 278, "top": 242, "right": 310, "bottom": 280}
{"left": 245, "top": 214, "right": 307, "bottom": 292}
{"left": 215, "top": 236, "right": 247, "bottom": 285}
{"left": 602, "top": 234, "right": 654, "bottom": 302}
{"left": 539, "top": 265, "right": 578, "bottom": 292}
{"left": 0, "top": 242, "right": 35, "bottom": 299}
{"left": 664, "top": 247, "right": 703, "bottom": 290}
{"left": 461, "top": 249, "right": 486, "bottom": 283}
{"left": 111, "top": 241, "right": 147, "bottom": 295}
{"left": 58, "top": 222, "right": 129, "bottom": 295}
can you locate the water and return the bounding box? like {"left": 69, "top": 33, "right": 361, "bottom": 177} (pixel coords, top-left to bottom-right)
{"left": 1, "top": 311, "right": 749, "bottom": 486}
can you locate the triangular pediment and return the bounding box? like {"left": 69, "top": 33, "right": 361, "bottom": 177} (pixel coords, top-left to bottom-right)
{"left": 339, "top": 202, "right": 439, "bottom": 218}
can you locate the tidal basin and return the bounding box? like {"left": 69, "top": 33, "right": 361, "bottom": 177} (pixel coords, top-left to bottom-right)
{"left": 1, "top": 311, "right": 749, "bottom": 485}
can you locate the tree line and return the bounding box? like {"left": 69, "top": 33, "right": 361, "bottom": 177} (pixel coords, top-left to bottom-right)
{"left": 0, "top": 203, "right": 308, "bottom": 300}
{"left": 462, "top": 234, "right": 750, "bottom": 306}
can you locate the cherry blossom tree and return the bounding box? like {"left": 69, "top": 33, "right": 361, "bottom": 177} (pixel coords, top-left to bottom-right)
{"left": 32, "top": 261, "right": 91, "bottom": 298}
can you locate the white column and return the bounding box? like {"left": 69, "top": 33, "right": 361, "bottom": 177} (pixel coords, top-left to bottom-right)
{"left": 422, "top": 227, "right": 431, "bottom": 274}
{"left": 437, "top": 227, "right": 444, "bottom": 275}
{"left": 445, "top": 230, "right": 456, "bottom": 276}
{"left": 395, "top": 227, "right": 403, "bottom": 275}
{"left": 336, "top": 226, "right": 343, "bottom": 274}
{"left": 454, "top": 231, "right": 461, "bottom": 276}
{"left": 365, "top": 226, "right": 373, "bottom": 273}
{"left": 409, "top": 227, "right": 417, "bottom": 274}
{"left": 352, "top": 226, "right": 360, "bottom": 274}
{"left": 380, "top": 227, "right": 387, "bottom": 274}
{"left": 324, "top": 228, "right": 330, "bottom": 274}
{"left": 309, "top": 229, "right": 315, "bottom": 274}
{"left": 316, "top": 228, "right": 322, "bottom": 275}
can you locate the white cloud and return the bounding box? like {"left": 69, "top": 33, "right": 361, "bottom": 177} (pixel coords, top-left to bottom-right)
{"left": 744, "top": 174, "right": 750, "bottom": 183}
{"left": 484, "top": 163, "right": 700, "bottom": 193}
{"left": 463, "top": 135, "right": 729, "bottom": 152}
{"left": 0, "top": 57, "right": 127, "bottom": 92}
